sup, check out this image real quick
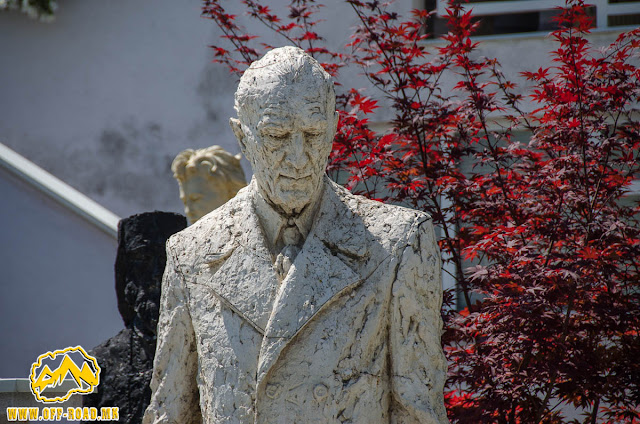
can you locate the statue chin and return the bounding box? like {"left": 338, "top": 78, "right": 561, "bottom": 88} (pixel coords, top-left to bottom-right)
{"left": 278, "top": 193, "right": 312, "bottom": 215}
{"left": 261, "top": 189, "right": 310, "bottom": 215}
{"left": 258, "top": 176, "right": 320, "bottom": 215}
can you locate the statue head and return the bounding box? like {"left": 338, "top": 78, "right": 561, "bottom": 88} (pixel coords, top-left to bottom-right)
{"left": 172, "top": 146, "right": 247, "bottom": 224}
{"left": 230, "top": 46, "right": 338, "bottom": 216}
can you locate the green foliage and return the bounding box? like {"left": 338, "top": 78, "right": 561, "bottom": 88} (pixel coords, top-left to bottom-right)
{"left": 0, "top": 0, "right": 56, "bottom": 22}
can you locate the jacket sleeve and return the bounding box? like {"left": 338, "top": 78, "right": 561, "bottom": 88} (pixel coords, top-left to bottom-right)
{"left": 143, "top": 241, "right": 202, "bottom": 424}
{"left": 389, "top": 217, "right": 449, "bottom": 424}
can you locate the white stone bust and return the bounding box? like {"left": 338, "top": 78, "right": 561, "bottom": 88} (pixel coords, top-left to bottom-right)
{"left": 171, "top": 146, "right": 246, "bottom": 224}
{"left": 144, "top": 46, "right": 449, "bottom": 424}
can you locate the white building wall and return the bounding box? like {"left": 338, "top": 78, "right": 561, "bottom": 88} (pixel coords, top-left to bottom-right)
{"left": 0, "top": 0, "right": 241, "bottom": 218}
{"left": 0, "top": 166, "right": 121, "bottom": 378}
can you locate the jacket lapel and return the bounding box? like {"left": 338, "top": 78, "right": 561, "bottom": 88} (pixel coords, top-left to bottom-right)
{"left": 194, "top": 183, "right": 280, "bottom": 335}
{"left": 256, "top": 178, "right": 370, "bottom": 390}
{"left": 190, "top": 177, "right": 371, "bottom": 392}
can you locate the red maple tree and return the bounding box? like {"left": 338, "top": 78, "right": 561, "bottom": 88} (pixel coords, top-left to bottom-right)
{"left": 201, "top": 0, "right": 640, "bottom": 421}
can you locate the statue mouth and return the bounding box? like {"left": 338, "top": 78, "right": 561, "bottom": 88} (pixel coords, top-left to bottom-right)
{"left": 278, "top": 174, "right": 313, "bottom": 182}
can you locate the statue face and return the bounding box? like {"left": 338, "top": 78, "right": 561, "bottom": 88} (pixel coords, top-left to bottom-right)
{"left": 236, "top": 82, "right": 337, "bottom": 215}
{"left": 179, "top": 172, "right": 228, "bottom": 224}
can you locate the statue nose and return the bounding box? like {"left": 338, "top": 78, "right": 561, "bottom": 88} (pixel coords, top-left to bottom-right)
{"left": 286, "top": 131, "right": 308, "bottom": 169}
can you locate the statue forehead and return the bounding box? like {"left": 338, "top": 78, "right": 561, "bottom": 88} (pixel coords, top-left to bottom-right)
{"left": 250, "top": 75, "right": 327, "bottom": 102}
{"left": 238, "top": 59, "right": 329, "bottom": 101}
{"left": 261, "top": 85, "right": 326, "bottom": 112}
{"left": 239, "top": 81, "right": 330, "bottom": 127}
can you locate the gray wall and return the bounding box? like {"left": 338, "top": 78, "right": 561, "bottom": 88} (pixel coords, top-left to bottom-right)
{"left": 0, "top": 0, "right": 399, "bottom": 218}
{"left": 0, "top": 166, "right": 120, "bottom": 378}
{"left": 0, "top": 0, "right": 242, "bottom": 218}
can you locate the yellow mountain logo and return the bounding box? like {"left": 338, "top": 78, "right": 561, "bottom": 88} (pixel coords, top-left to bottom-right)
{"left": 29, "top": 346, "right": 101, "bottom": 403}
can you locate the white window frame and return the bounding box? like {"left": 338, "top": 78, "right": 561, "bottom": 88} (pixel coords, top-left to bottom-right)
{"left": 435, "top": 0, "right": 640, "bottom": 31}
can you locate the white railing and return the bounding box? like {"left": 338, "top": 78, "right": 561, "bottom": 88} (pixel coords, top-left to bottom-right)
{"left": 0, "top": 142, "right": 120, "bottom": 238}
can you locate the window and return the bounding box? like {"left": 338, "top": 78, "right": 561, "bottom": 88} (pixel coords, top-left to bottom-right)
{"left": 423, "top": 0, "right": 640, "bottom": 37}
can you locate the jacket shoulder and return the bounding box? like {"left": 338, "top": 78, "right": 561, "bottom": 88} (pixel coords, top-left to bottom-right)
{"left": 327, "top": 180, "right": 432, "bottom": 245}
{"left": 166, "top": 184, "right": 252, "bottom": 263}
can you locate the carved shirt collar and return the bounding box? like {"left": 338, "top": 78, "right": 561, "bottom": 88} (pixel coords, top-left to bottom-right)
{"left": 252, "top": 177, "right": 324, "bottom": 255}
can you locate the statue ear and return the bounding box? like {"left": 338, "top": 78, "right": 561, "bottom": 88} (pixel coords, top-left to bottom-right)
{"left": 229, "top": 118, "right": 247, "bottom": 156}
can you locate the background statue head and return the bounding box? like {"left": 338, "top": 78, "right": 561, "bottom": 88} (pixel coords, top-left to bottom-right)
{"left": 115, "top": 212, "right": 187, "bottom": 340}
{"left": 230, "top": 46, "right": 338, "bottom": 216}
{"left": 172, "top": 145, "right": 247, "bottom": 224}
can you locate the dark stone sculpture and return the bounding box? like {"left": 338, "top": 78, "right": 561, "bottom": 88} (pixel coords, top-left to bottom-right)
{"left": 82, "top": 211, "right": 186, "bottom": 424}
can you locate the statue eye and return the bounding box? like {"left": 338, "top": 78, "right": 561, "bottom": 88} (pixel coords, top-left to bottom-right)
{"left": 263, "top": 131, "right": 289, "bottom": 142}
{"left": 304, "top": 130, "right": 323, "bottom": 144}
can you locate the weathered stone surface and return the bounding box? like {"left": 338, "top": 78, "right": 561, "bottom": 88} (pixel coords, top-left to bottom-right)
{"left": 114, "top": 211, "right": 187, "bottom": 336}
{"left": 83, "top": 211, "right": 186, "bottom": 424}
{"left": 172, "top": 146, "right": 246, "bottom": 224}
{"left": 82, "top": 328, "right": 151, "bottom": 423}
{"left": 144, "top": 47, "right": 449, "bottom": 424}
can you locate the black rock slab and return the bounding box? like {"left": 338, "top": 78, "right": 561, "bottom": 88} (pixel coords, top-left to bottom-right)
{"left": 83, "top": 211, "right": 186, "bottom": 424}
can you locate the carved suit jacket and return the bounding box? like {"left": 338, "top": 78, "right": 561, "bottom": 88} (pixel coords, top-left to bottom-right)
{"left": 143, "top": 177, "right": 449, "bottom": 424}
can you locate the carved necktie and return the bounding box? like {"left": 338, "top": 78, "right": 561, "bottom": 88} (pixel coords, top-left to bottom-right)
{"left": 275, "top": 219, "right": 302, "bottom": 280}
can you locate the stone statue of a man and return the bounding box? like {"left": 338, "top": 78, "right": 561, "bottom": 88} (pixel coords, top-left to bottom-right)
{"left": 171, "top": 146, "right": 247, "bottom": 224}
{"left": 143, "top": 46, "right": 449, "bottom": 424}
